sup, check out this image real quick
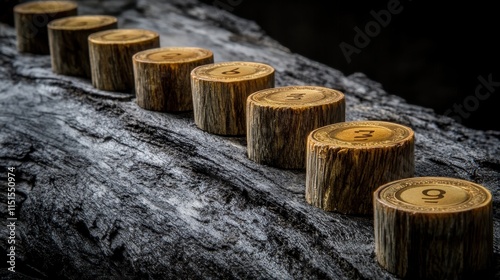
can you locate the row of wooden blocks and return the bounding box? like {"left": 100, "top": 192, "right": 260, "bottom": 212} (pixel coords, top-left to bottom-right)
{"left": 13, "top": 1, "right": 493, "bottom": 279}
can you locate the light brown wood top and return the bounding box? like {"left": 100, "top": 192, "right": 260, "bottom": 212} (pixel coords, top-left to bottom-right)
{"left": 133, "top": 47, "right": 213, "bottom": 64}
{"left": 248, "top": 86, "right": 344, "bottom": 108}
{"left": 48, "top": 15, "right": 117, "bottom": 30}
{"left": 309, "top": 120, "right": 414, "bottom": 148}
{"left": 14, "top": 1, "right": 77, "bottom": 14}
{"left": 375, "top": 176, "right": 492, "bottom": 213}
{"left": 88, "top": 29, "right": 159, "bottom": 44}
{"left": 191, "top": 61, "right": 274, "bottom": 82}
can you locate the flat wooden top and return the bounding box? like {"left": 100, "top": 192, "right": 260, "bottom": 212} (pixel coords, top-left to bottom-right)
{"left": 133, "top": 47, "right": 213, "bottom": 64}
{"left": 248, "top": 86, "right": 344, "bottom": 108}
{"left": 375, "top": 177, "right": 492, "bottom": 213}
{"left": 14, "top": 1, "right": 77, "bottom": 14}
{"left": 88, "top": 29, "right": 159, "bottom": 44}
{"left": 309, "top": 120, "right": 414, "bottom": 148}
{"left": 48, "top": 15, "right": 117, "bottom": 30}
{"left": 191, "top": 61, "right": 274, "bottom": 82}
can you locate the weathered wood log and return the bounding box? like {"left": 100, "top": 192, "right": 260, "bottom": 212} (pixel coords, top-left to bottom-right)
{"left": 0, "top": 0, "right": 499, "bottom": 279}
{"left": 88, "top": 28, "right": 160, "bottom": 92}
{"left": 374, "top": 177, "right": 493, "bottom": 280}
{"left": 246, "top": 85, "right": 345, "bottom": 169}
{"left": 305, "top": 121, "right": 415, "bottom": 215}
{"left": 133, "top": 47, "right": 214, "bottom": 112}
{"left": 48, "top": 15, "right": 118, "bottom": 78}
{"left": 14, "top": 0, "right": 78, "bottom": 54}
{"left": 191, "top": 61, "right": 275, "bottom": 135}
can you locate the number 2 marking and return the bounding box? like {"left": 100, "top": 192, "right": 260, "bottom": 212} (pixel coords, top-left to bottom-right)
{"left": 422, "top": 189, "right": 446, "bottom": 203}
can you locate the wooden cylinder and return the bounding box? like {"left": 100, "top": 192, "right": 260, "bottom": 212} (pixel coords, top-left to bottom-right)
{"left": 191, "top": 61, "right": 275, "bottom": 135}
{"left": 88, "top": 29, "right": 160, "bottom": 92}
{"left": 246, "top": 85, "right": 345, "bottom": 169}
{"left": 374, "top": 177, "right": 493, "bottom": 280}
{"left": 48, "top": 15, "right": 118, "bottom": 78}
{"left": 305, "top": 120, "right": 414, "bottom": 215}
{"left": 14, "top": 0, "right": 78, "bottom": 54}
{"left": 133, "top": 47, "right": 214, "bottom": 112}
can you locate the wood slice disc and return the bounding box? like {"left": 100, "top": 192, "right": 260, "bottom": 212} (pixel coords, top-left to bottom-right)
{"left": 88, "top": 28, "right": 160, "bottom": 92}
{"left": 374, "top": 177, "right": 493, "bottom": 280}
{"left": 305, "top": 120, "right": 414, "bottom": 215}
{"left": 14, "top": 0, "right": 78, "bottom": 54}
{"left": 191, "top": 61, "right": 275, "bottom": 135}
{"left": 133, "top": 47, "right": 214, "bottom": 112}
{"left": 48, "top": 15, "right": 118, "bottom": 78}
{"left": 246, "top": 85, "right": 345, "bottom": 169}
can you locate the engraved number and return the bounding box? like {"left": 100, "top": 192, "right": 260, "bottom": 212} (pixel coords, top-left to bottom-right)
{"left": 161, "top": 53, "right": 182, "bottom": 59}
{"left": 422, "top": 189, "right": 446, "bottom": 203}
{"left": 286, "top": 93, "right": 305, "bottom": 100}
{"left": 222, "top": 67, "right": 240, "bottom": 75}
{"left": 353, "top": 130, "right": 375, "bottom": 141}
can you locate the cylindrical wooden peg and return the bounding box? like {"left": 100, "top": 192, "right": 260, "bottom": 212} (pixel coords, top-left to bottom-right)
{"left": 48, "top": 15, "right": 118, "bottom": 78}
{"left": 246, "top": 85, "right": 345, "bottom": 169}
{"left": 191, "top": 61, "right": 275, "bottom": 135}
{"left": 374, "top": 177, "right": 493, "bottom": 280}
{"left": 88, "top": 28, "right": 160, "bottom": 92}
{"left": 305, "top": 120, "right": 414, "bottom": 215}
{"left": 133, "top": 47, "right": 214, "bottom": 112}
{"left": 14, "top": 0, "right": 78, "bottom": 54}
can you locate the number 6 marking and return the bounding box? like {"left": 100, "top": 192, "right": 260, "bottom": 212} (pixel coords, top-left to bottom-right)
{"left": 422, "top": 188, "right": 446, "bottom": 203}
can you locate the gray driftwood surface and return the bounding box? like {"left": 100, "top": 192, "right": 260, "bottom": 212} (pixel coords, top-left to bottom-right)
{"left": 1, "top": 0, "right": 499, "bottom": 279}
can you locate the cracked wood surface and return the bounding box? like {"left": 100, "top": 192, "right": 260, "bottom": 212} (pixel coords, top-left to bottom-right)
{"left": 1, "top": 0, "right": 499, "bottom": 279}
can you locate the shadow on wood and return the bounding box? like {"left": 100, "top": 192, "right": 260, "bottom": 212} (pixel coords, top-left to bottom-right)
{"left": 1, "top": 0, "right": 499, "bottom": 279}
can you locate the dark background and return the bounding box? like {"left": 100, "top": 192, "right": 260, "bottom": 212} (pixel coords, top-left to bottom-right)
{"left": 2, "top": 0, "right": 498, "bottom": 131}
{"left": 201, "top": 0, "right": 500, "bottom": 132}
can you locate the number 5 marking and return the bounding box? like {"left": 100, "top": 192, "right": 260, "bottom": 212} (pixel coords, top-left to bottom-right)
{"left": 353, "top": 130, "right": 375, "bottom": 141}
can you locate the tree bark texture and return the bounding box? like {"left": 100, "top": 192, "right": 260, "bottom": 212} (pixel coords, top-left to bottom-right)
{"left": 191, "top": 61, "right": 275, "bottom": 135}
{"left": 133, "top": 47, "right": 214, "bottom": 112}
{"left": 14, "top": 0, "right": 78, "bottom": 54}
{"left": 88, "top": 28, "right": 160, "bottom": 92}
{"left": 374, "top": 177, "right": 493, "bottom": 280}
{"left": 305, "top": 121, "right": 415, "bottom": 215}
{"left": 246, "top": 86, "right": 345, "bottom": 169}
{"left": 1, "top": 0, "right": 499, "bottom": 279}
{"left": 48, "top": 15, "right": 118, "bottom": 78}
